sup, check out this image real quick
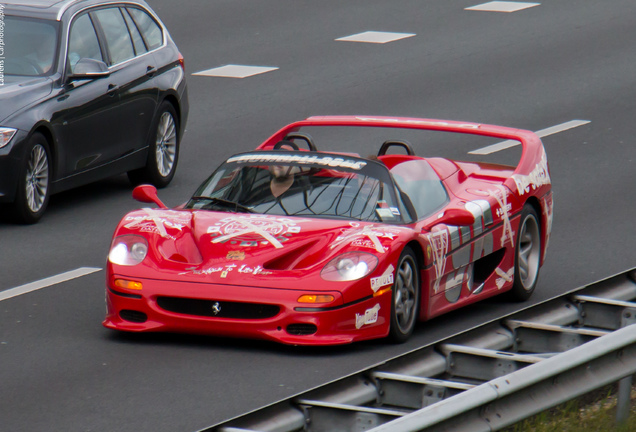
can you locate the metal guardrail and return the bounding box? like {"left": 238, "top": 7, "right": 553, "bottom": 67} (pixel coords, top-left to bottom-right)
{"left": 371, "top": 323, "right": 636, "bottom": 432}
{"left": 203, "top": 268, "right": 636, "bottom": 432}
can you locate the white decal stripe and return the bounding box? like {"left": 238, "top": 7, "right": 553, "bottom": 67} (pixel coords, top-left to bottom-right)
{"left": 144, "top": 208, "right": 169, "bottom": 238}
{"left": 469, "top": 120, "right": 591, "bottom": 155}
{"left": 0, "top": 267, "right": 102, "bottom": 302}
{"left": 495, "top": 267, "right": 515, "bottom": 289}
{"left": 491, "top": 185, "right": 515, "bottom": 248}
{"left": 212, "top": 219, "right": 284, "bottom": 248}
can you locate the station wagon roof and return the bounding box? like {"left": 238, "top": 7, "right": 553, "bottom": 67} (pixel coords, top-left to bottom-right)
{"left": 2, "top": 0, "right": 149, "bottom": 21}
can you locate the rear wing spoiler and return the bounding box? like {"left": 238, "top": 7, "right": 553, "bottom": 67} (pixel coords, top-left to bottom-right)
{"left": 257, "top": 115, "right": 549, "bottom": 195}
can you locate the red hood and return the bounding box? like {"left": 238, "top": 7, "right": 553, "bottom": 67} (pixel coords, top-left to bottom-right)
{"left": 113, "top": 209, "right": 412, "bottom": 286}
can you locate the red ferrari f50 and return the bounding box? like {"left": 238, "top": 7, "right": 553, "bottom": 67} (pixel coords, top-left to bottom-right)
{"left": 104, "top": 116, "right": 553, "bottom": 345}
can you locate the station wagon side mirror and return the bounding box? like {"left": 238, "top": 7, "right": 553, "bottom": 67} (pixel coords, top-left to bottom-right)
{"left": 423, "top": 208, "right": 475, "bottom": 230}
{"left": 68, "top": 58, "right": 110, "bottom": 80}
{"left": 132, "top": 185, "right": 167, "bottom": 209}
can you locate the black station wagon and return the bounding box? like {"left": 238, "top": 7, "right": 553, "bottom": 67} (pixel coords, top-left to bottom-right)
{"left": 0, "top": 0, "right": 189, "bottom": 223}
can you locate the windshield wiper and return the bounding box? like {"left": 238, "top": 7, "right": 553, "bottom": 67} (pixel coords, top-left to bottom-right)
{"left": 190, "top": 196, "right": 255, "bottom": 213}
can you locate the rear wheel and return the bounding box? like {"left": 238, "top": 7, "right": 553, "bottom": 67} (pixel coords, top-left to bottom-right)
{"left": 509, "top": 204, "right": 541, "bottom": 301}
{"left": 11, "top": 133, "right": 51, "bottom": 224}
{"left": 388, "top": 247, "right": 420, "bottom": 343}
{"left": 128, "top": 102, "right": 179, "bottom": 187}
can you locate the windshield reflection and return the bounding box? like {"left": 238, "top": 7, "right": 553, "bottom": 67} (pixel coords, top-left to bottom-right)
{"left": 188, "top": 156, "right": 406, "bottom": 223}
{"left": 4, "top": 16, "right": 59, "bottom": 76}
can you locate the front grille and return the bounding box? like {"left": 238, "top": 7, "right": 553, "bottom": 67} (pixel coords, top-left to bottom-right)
{"left": 156, "top": 297, "right": 280, "bottom": 319}
{"left": 120, "top": 310, "right": 148, "bottom": 323}
{"left": 286, "top": 323, "right": 318, "bottom": 336}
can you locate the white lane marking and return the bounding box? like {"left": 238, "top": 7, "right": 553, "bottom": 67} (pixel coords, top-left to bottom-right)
{"left": 0, "top": 267, "right": 102, "bottom": 302}
{"left": 192, "top": 65, "right": 278, "bottom": 78}
{"left": 336, "top": 31, "right": 415, "bottom": 44}
{"left": 469, "top": 120, "right": 591, "bottom": 155}
{"left": 466, "top": 1, "right": 540, "bottom": 12}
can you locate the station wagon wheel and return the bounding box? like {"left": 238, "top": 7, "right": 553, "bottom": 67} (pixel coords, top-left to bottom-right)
{"left": 11, "top": 133, "right": 51, "bottom": 224}
{"left": 389, "top": 246, "right": 420, "bottom": 343}
{"left": 128, "top": 101, "right": 180, "bottom": 188}
{"left": 509, "top": 204, "right": 541, "bottom": 301}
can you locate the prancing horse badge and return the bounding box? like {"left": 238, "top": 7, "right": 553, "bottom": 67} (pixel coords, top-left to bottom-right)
{"left": 212, "top": 302, "right": 221, "bottom": 315}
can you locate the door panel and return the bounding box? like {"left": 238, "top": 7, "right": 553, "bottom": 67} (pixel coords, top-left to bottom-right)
{"left": 422, "top": 191, "right": 515, "bottom": 317}
{"left": 54, "top": 12, "right": 120, "bottom": 178}
{"left": 55, "top": 7, "right": 160, "bottom": 179}
{"left": 92, "top": 7, "right": 158, "bottom": 158}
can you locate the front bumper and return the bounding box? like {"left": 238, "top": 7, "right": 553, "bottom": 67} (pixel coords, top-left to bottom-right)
{"left": 0, "top": 129, "right": 28, "bottom": 203}
{"left": 103, "top": 275, "right": 392, "bottom": 345}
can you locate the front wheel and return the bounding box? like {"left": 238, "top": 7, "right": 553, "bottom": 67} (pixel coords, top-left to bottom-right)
{"left": 509, "top": 204, "right": 542, "bottom": 301}
{"left": 11, "top": 133, "right": 51, "bottom": 224}
{"left": 388, "top": 247, "right": 420, "bottom": 343}
{"left": 128, "top": 102, "right": 180, "bottom": 188}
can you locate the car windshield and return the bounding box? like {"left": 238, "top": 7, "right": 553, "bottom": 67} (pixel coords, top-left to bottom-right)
{"left": 3, "top": 16, "right": 60, "bottom": 77}
{"left": 187, "top": 151, "right": 411, "bottom": 223}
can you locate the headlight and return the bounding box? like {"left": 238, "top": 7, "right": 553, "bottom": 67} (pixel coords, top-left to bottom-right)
{"left": 321, "top": 252, "right": 378, "bottom": 282}
{"left": 108, "top": 235, "right": 148, "bottom": 266}
{"left": 0, "top": 128, "right": 17, "bottom": 149}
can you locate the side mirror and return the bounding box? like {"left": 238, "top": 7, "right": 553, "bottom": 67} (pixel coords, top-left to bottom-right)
{"left": 132, "top": 184, "right": 167, "bottom": 209}
{"left": 68, "top": 58, "right": 110, "bottom": 80}
{"left": 424, "top": 208, "right": 475, "bottom": 230}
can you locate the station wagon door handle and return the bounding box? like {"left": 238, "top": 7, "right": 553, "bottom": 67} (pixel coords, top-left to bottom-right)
{"left": 107, "top": 84, "right": 119, "bottom": 96}
{"left": 146, "top": 66, "right": 157, "bottom": 77}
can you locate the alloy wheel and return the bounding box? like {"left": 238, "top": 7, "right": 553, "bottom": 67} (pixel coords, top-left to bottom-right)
{"left": 155, "top": 112, "right": 177, "bottom": 177}
{"left": 25, "top": 144, "right": 49, "bottom": 213}
{"left": 518, "top": 214, "right": 540, "bottom": 290}
{"left": 394, "top": 255, "right": 417, "bottom": 334}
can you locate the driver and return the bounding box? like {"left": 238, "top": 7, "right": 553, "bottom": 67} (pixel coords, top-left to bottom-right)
{"left": 269, "top": 165, "right": 297, "bottom": 198}
{"left": 268, "top": 141, "right": 301, "bottom": 198}
{"left": 26, "top": 34, "right": 56, "bottom": 75}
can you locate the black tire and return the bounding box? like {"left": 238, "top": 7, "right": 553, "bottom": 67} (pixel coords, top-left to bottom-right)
{"left": 128, "top": 101, "right": 180, "bottom": 188}
{"left": 11, "top": 133, "right": 51, "bottom": 224}
{"left": 508, "top": 204, "right": 542, "bottom": 301}
{"left": 388, "top": 246, "right": 420, "bottom": 343}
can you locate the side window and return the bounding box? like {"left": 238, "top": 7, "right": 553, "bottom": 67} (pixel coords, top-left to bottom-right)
{"left": 127, "top": 7, "right": 163, "bottom": 50}
{"left": 93, "top": 8, "right": 134, "bottom": 65}
{"left": 122, "top": 8, "right": 147, "bottom": 55}
{"left": 391, "top": 160, "right": 449, "bottom": 220}
{"left": 68, "top": 13, "right": 103, "bottom": 73}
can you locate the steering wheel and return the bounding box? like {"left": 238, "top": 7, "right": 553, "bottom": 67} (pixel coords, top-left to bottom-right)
{"left": 283, "top": 132, "right": 317, "bottom": 151}
{"left": 378, "top": 139, "right": 415, "bottom": 156}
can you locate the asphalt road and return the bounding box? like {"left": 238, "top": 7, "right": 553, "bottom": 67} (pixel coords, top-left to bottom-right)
{"left": 1, "top": 1, "right": 635, "bottom": 431}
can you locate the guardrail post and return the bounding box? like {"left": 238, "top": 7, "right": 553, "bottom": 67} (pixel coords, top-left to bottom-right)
{"left": 616, "top": 374, "right": 632, "bottom": 425}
